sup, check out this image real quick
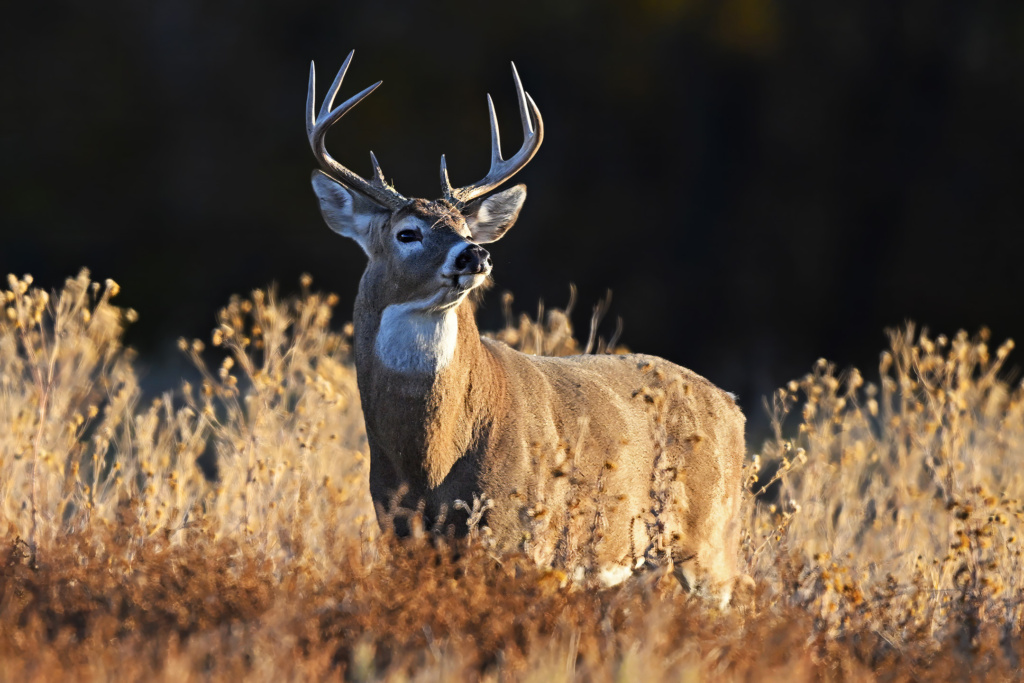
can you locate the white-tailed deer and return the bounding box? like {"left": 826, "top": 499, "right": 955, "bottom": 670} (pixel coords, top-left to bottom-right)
{"left": 307, "top": 52, "right": 749, "bottom": 603}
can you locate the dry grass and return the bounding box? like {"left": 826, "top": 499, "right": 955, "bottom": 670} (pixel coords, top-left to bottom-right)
{"left": 2, "top": 270, "right": 1023, "bottom": 681}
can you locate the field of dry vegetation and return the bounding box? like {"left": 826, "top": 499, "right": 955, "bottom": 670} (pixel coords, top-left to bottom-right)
{"left": 2, "top": 269, "right": 1023, "bottom": 681}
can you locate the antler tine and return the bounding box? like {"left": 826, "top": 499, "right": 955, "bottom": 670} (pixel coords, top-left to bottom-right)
{"left": 441, "top": 63, "right": 544, "bottom": 207}
{"left": 526, "top": 92, "right": 544, "bottom": 141}
{"left": 486, "top": 94, "right": 502, "bottom": 166}
{"left": 306, "top": 61, "right": 319, "bottom": 139}
{"left": 510, "top": 63, "right": 534, "bottom": 138}
{"left": 369, "top": 151, "right": 390, "bottom": 188}
{"left": 440, "top": 154, "right": 454, "bottom": 199}
{"left": 319, "top": 50, "right": 354, "bottom": 123}
{"left": 307, "top": 54, "right": 407, "bottom": 210}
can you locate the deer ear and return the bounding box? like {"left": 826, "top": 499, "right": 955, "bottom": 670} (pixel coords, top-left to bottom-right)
{"left": 463, "top": 184, "right": 527, "bottom": 244}
{"left": 311, "top": 170, "right": 389, "bottom": 255}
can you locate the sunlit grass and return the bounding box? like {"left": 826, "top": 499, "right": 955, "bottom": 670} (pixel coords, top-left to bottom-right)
{"left": 2, "top": 270, "right": 1022, "bottom": 680}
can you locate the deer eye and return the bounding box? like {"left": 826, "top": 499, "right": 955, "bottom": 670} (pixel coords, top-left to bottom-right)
{"left": 396, "top": 229, "right": 422, "bottom": 243}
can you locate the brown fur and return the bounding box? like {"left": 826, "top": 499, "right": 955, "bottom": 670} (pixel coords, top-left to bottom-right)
{"left": 334, "top": 197, "right": 748, "bottom": 601}
{"left": 311, "top": 156, "right": 747, "bottom": 601}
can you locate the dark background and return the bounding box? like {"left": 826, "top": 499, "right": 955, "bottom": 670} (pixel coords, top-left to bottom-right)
{"left": 2, "top": 1, "right": 1023, "bottom": 435}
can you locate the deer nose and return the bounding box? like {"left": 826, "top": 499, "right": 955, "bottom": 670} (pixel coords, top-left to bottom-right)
{"left": 454, "top": 244, "right": 491, "bottom": 274}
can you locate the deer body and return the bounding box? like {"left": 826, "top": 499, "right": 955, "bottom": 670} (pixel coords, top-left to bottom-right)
{"left": 306, "top": 52, "right": 748, "bottom": 601}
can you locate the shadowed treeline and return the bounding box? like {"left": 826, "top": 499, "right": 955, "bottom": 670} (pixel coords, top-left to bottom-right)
{"left": 2, "top": 0, "right": 1023, "bottom": 422}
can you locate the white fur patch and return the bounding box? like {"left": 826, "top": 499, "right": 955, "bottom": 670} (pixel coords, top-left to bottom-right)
{"left": 475, "top": 203, "right": 493, "bottom": 225}
{"left": 442, "top": 241, "right": 469, "bottom": 274}
{"left": 597, "top": 564, "right": 633, "bottom": 587}
{"left": 375, "top": 299, "right": 459, "bottom": 374}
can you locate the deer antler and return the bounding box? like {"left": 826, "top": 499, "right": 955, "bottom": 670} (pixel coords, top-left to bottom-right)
{"left": 306, "top": 51, "right": 408, "bottom": 210}
{"left": 440, "top": 63, "right": 544, "bottom": 207}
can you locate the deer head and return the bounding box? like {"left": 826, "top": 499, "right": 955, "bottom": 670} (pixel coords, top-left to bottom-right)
{"left": 307, "top": 51, "right": 544, "bottom": 316}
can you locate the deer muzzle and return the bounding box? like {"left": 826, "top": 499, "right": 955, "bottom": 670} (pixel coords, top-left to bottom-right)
{"left": 453, "top": 244, "right": 492, "bottom": 275}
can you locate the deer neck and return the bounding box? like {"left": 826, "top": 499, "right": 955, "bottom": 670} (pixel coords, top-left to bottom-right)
{"left": 373, "top": 297, "right": 461, "bottom": 375}
{"left": 353, "top": 291, "right": 501, "bottom": 491}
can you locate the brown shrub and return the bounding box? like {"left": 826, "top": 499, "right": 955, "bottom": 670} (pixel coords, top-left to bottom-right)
{"left": 1, "top": 271, "right": 1022, "bottom": 680}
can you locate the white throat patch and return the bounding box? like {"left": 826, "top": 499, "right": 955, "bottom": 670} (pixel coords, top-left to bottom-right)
{"left": 375, "top": 300, "right": 459, "bottom": 374}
